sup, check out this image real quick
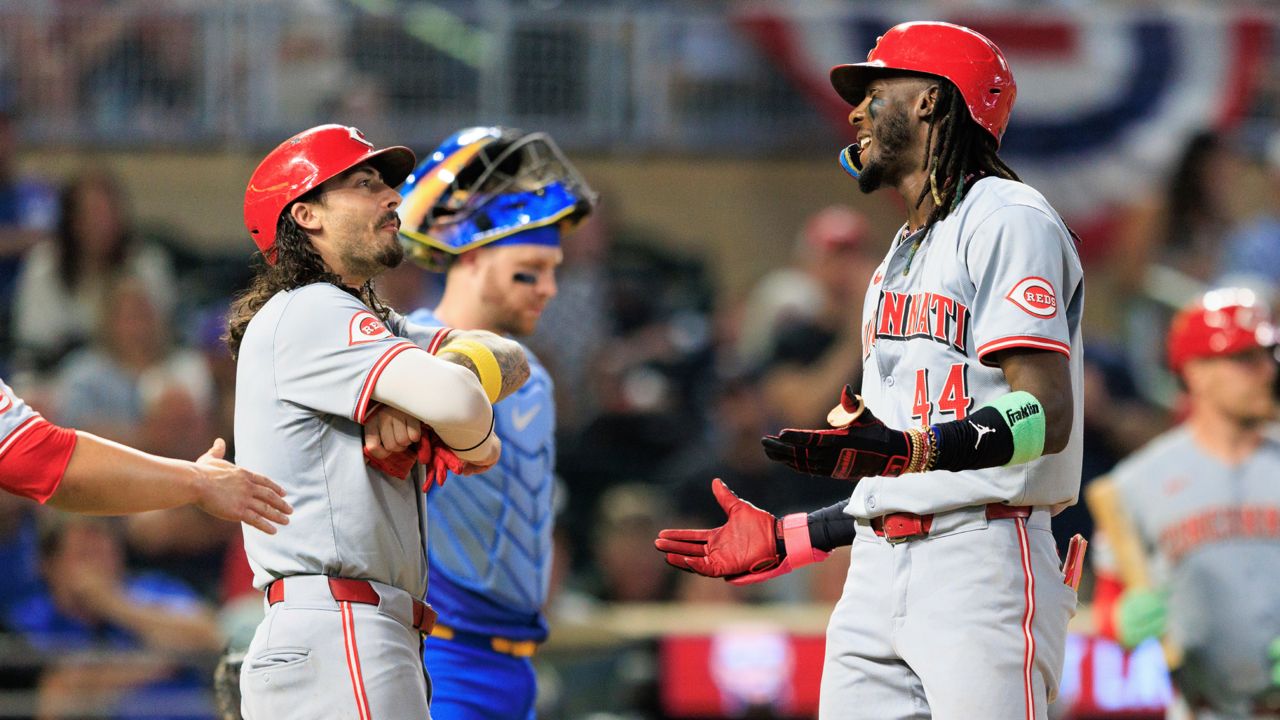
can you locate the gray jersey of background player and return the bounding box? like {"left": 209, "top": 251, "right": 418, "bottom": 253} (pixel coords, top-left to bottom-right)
{"left": 658, "top": 22, "right": 1083, "bottom": 720}
{"left": 1106, "top": 289, "right": 1280, "bottom": 717}
{"left": 228, "top": 125, "right": 528, "bottom": 720}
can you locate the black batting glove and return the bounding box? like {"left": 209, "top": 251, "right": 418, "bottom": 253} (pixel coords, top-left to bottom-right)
{"left": 761, "top": 385, "right": 912, "bottom": 481}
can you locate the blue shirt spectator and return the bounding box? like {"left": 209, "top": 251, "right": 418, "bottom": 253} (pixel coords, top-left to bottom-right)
{"left": 5, "top": 515, "right": 223, "bottom": 720}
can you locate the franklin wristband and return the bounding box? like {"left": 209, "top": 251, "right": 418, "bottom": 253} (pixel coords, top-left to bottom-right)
{"left": 928, "top": 391, "right": 1046, "bottom": 471}
{"left": 988, "top": 390, "right": 1046, "bottom": 466}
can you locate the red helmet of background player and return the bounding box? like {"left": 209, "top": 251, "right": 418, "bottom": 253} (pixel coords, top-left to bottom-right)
{"left": 243, "top": 124, "right": 415, "bottom": 263}
{"left": 1167, "top": 287, "right": 1278, "bottom": 374}
{"left": 830, "top": 21, "right": 1018, "bottom": 145}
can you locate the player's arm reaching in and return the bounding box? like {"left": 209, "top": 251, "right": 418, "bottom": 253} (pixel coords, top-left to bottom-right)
{"left": 30, "top": 434, "right": 290, "bottom": 533}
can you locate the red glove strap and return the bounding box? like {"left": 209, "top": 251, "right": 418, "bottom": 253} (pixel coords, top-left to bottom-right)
{"left": 728, "top": 513, "right": 831, "bottom": 586}
{"left": 782, "top": 513, "right": 824, "bottom": 567}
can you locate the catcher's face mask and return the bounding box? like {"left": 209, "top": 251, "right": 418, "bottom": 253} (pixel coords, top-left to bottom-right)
{"left": 397, "top": 127, "right": 597, "bottom": 271}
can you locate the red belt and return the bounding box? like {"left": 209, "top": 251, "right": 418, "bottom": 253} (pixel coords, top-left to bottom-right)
{"left": 267, "top": 577, "right": 437, "bottom": 634}
{"left": 870, "top": 503, "right": 1033, "bottom": 544}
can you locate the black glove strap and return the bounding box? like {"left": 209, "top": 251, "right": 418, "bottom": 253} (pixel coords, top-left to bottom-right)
{"left": 930, "top": 405, "right": 1015, "bottom": 471}
{"left": 807, "top": 499, "right": 857, "bottom": 552}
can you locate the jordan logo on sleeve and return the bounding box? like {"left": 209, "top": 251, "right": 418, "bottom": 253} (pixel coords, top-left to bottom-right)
{"left": 971, "top": 421, "right": 994, "bottom": 448}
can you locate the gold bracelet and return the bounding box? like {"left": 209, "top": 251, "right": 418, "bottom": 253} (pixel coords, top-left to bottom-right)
{"left": 915, "top": 428, "right": 930, "bottom": 473}
{"left": 904, "top": 427, "right": 926, "bottom": 474}
{"left": 439, "top": 339, "right": 502, "bottom": 404}
{"left": 925, "top": 425, "right": 939, "bottom": 472}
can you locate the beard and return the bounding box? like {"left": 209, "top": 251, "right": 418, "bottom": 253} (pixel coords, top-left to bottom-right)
{"left": 342, "top": 214, "right": 405, "bottom": 278}
{"left": 857, "top": 104, "right": 914, "bottom": 194}
{"left": 342, "top": 239, "right": 403, "bottom": 280}
{"left": 374, "top": 240, "right": 404, "bottom": 269}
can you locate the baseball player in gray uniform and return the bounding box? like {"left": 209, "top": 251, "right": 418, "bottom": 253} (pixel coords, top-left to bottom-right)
{"left": 229, "top": 125, "right": 529, "bottom": 720}
{"left": 1090, "top": 288, "right": 1280, "bottom": 719}
{"left": 658, "top": 21, "right": 1085, "bottom": 719}
{"left": 0, "top": 375, "right": 290, "bottom": 526}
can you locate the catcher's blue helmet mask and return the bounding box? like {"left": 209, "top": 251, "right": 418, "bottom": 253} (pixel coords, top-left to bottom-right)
{"left": 398, "top": 126, "right": 597, "bottom": 270}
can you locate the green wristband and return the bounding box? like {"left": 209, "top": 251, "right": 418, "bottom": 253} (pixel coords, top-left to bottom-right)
{"left": 987, "top": 391, "right": 1046, "bottom": 466}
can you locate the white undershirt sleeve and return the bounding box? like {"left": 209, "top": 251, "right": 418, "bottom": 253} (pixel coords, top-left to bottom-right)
{"left": 371, "top": 347, "right": 498, "bottom": 463}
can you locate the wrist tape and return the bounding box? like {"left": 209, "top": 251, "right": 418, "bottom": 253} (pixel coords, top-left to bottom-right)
{"left": 439, "top": 339, "right": 502, "bottom": 404}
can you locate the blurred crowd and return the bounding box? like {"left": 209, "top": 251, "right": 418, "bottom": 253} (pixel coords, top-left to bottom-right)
{"left": 3, "top": 106, "right": 1280, "bottom": 716}
{"left": 0, "top": 11, "right": 1277, "bottom": 720}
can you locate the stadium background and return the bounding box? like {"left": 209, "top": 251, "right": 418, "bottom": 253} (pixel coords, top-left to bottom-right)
{"left": 1, "top": 0, "right": 1277, "bottom": 717}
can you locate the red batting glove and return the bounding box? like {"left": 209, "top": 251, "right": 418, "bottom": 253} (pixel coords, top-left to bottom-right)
{"left": 654, "top": 479, "right": 783, "bottom": 579}
{"left": 417, "top": 431, "right": 464, "bottom": 490}
{"left": 364, "top": 447, "right": 417, "bottom": 480}
{"left": 727, "top": 511, "right": 831, "bottom": 585}
{"left": 362, "top": 430, "right": 465, "bottom": 490}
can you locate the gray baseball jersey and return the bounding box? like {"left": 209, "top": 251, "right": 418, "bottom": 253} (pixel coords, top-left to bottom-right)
{"left": 0, "top": 378, "right": 42, "bottom": 452}
{"left": 823, "top": 177, "right": 1084, "bottom": 720}
{"left": 1112, "top": 425, "right": 1280, "bottom": 713}
{"left": 236, "top": 282, "right": 433, "bottom": 596}
{"left": 235, "top": 282, "right": 444, "bottom": 720}
{"left": 851, "top": 176, "right": 1085, "bottom": 518}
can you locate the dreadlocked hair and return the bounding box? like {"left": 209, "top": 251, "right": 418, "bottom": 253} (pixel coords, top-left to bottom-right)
{"left": 224, "top": 210, "right": 394, "bottom": 359}
{"left": 916, "top": 81, "right": 1021, "bottom": 230}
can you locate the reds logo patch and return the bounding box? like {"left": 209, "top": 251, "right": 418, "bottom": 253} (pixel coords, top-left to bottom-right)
{"left": 0, "top": 391, "right": 11, "bottom": 414}
{"left": 1005, "top": 277, "right": 1058, "bottom": 318}
{"left": 348, "top": 311, "right": 393, "bottom": 345}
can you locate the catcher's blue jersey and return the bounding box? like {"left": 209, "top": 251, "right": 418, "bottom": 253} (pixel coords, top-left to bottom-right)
{"left": 409, "top": 309, "right": 555, "bottom": 641}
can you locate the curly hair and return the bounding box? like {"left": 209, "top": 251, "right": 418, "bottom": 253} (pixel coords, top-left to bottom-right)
{"left": 224, "top": 209, "right": 393, "bottom": 359}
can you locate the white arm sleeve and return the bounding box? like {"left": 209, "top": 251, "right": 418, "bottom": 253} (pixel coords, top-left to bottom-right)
{"left": 371, "top": 347, "right": 498, "bottom": 462}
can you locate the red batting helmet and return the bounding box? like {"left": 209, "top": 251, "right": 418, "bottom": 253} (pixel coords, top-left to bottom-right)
{"left": 243, "top": 124, "right": 415, "bottom": 263}
{"left": 830, "top": 21, "right": 1017, "bottom": 145}
{"left": 1167, "top": 288, "right": 1278, "bottom": 374}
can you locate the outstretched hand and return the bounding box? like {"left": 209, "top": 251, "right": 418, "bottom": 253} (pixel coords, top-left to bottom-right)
{"left": 194, "top": 438, "right": 292, "bottom": 534}
{"left": 761, "top": 385, "right": 912, "bottom": 480}
{"left": 654, "top": 479, "right": 781, "bottom": 580}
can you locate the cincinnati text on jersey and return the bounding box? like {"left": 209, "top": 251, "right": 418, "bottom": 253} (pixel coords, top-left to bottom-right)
{"left": 1158, "top": 506, "right": 1280, "bottom": 564}
{"left": 862, "top": 290, "right": 970, "bottom": 360}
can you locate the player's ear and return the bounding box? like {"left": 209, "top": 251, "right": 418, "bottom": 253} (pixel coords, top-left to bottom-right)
{"left": 916, "top": 84, "right": 939, "bottom": 120}
{"left": 289, "top": 200, "right": 322, "bottom": 232}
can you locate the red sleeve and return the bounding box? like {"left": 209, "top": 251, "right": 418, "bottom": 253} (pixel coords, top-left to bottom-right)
{"left": 0, "top": 418, "right": 78, "bottom": 504}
